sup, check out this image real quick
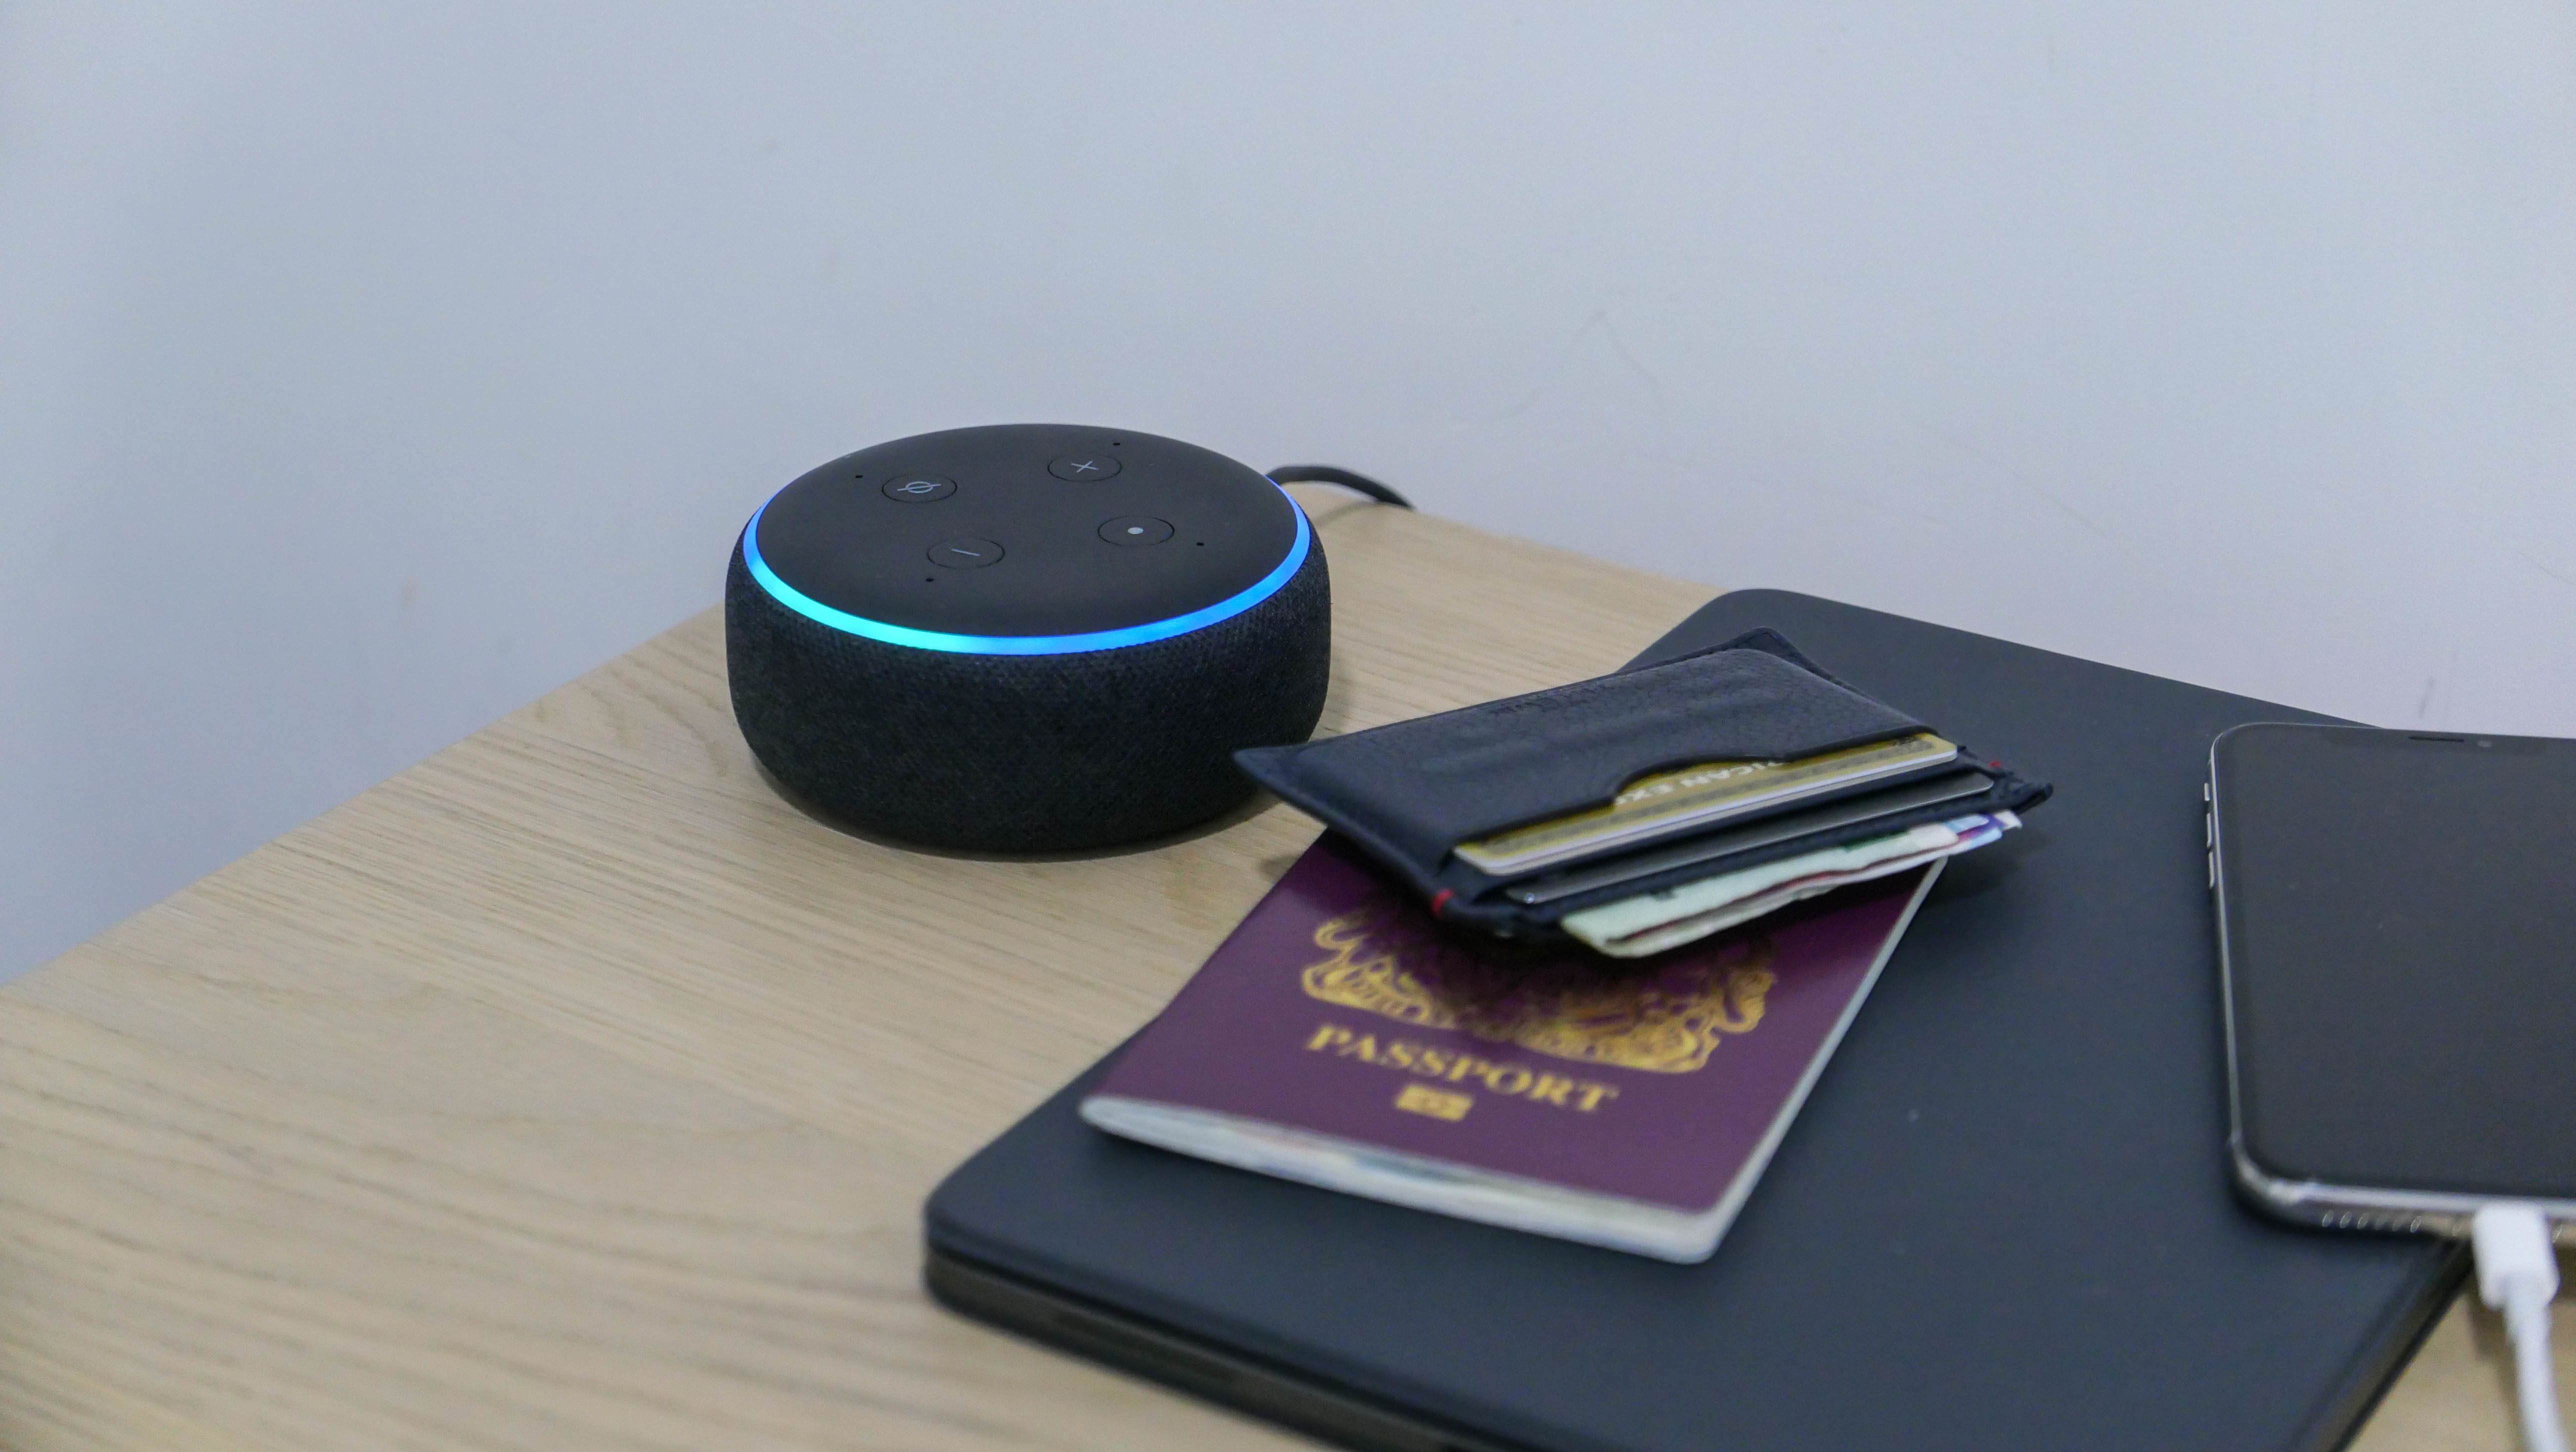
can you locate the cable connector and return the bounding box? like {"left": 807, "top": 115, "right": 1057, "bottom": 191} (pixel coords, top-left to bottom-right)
{"left": 2474, "top": 1202, "right": 2568, "bottom": 1452}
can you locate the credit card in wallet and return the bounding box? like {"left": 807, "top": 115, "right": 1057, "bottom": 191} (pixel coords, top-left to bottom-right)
{"left": 1504, "top": 769, "right": 1996, "bottom": 906}
{"left": 1454, "top": 732, "right": 1959, "bottom": 878}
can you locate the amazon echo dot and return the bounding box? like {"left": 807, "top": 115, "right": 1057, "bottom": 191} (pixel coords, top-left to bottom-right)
{"left": 724, "top": 424, "right": 1330, "bottom": 852}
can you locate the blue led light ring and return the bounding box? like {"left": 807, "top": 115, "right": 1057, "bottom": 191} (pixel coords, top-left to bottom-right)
{"left": 742, "top": 487, "right": 1312, "bottom": 656}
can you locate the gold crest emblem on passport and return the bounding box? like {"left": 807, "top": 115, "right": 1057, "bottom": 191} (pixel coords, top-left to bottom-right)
{"left": 1299, "top": 904, "right": 1773, "bottom": 1074}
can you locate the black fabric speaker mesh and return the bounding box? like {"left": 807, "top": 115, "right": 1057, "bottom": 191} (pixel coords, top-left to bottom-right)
{"left": 726, "top": 536, "right": 1330, "bottom": 852}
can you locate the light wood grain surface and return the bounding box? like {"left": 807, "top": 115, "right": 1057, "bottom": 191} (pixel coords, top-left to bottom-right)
{"left": 0, "top": 488, "right": 2560, "bottom": 1450}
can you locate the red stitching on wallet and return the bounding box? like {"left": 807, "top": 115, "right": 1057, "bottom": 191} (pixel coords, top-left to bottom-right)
{"left": 1430, "top": 889, "right": 1456, "bottom": 917}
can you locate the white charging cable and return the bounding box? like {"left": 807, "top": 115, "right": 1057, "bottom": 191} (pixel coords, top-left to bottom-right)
{"left": 2475, "top": 1203, "right": 2568, "bottom": 1452}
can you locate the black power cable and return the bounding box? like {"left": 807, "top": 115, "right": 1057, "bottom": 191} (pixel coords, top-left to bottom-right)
{"left": 1266, "top": 464, "right": 1413, "bottom": 510}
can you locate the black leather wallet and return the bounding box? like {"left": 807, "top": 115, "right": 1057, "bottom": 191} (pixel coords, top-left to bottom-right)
{"left": 1234, "top": 630, "right": 2052, "bottom": 938}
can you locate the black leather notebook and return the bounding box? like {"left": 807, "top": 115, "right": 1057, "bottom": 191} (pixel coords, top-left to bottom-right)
{"left": 926, "top": 590, "right": 2462, "bottom": 1452}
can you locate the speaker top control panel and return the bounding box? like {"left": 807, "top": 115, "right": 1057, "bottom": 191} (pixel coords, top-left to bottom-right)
{"left": 748, "top": 424, "right": 1304, "bottom": 640}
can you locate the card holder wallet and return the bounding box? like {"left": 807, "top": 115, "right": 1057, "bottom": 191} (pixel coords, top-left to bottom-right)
{"left": 1234, "top": 629, "right": 2052, "bottom": 938}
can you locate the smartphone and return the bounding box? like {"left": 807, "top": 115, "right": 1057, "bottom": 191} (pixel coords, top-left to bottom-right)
{"left": 2210, "top": 722, "right": 2576, "bottom": 1236}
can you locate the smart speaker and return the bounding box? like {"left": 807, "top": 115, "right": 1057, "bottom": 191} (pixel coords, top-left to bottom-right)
{"left": 725, "top": 424, "right": 1330, "bottom": 852}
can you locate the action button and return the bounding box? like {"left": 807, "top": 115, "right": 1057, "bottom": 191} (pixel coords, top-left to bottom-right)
{"left": 882, "top": 475, "right": 956, "bottom": 502}
{"left": 1098, "top": 516, "right": 1174, "bottom": 546}
{"left": 928, "top": 537, "right": 1004, "bottom": 569}
{"left": 1048, "top": 452, "right": 1122, "bottom": 482}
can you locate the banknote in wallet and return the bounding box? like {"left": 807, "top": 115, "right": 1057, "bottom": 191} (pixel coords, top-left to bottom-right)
{"left": 1562, "top": 812, "right": 2018, "bottom": 958}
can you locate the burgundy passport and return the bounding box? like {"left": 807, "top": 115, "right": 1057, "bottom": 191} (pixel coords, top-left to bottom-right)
{"left": 1082, "top": 836, "right": 1940, "bottom": 1262}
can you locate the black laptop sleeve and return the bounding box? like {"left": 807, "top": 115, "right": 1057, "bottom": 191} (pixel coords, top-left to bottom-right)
{"left": 927, "top": 590, "right": 2462, "bottom": 1452}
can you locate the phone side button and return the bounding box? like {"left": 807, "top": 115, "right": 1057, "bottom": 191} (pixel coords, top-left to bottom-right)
{"left": 2207, "top": 850, "right": 2216, "bottom": 890}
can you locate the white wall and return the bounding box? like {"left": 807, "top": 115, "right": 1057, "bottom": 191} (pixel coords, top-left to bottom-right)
{"left": 6, "top": 2, "right": 2572, "bottom": 978}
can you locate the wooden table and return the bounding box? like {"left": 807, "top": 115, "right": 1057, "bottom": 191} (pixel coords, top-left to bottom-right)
{"left": 0, "top": 490, "right": 2558, "bottom": 1450}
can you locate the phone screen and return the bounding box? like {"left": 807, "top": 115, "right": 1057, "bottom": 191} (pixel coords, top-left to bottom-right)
{"left": 2214, "top": 724, "right": 2576, "bottom": 1202}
